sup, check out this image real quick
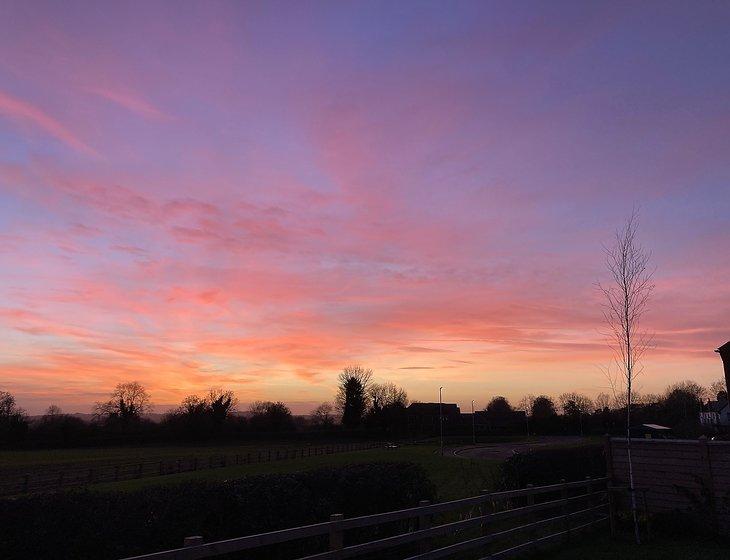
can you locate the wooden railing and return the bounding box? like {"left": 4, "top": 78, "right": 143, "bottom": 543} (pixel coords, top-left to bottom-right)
{"left": 121, "top": 477, "right": 610, "bottom": 560}
{"left": 0, "top": 442, "right": 381, "bottom": 496}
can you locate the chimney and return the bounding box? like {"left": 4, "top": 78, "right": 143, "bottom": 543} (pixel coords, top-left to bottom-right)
{"left": 715, "top": 341, "right": 730, "bottom": 399}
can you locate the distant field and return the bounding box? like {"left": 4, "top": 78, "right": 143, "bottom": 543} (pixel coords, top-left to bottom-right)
{"left": 86, "top": 445, "right": 498, "bottom": 501}
{"left": 0, "top": 441, "right": 321, "bottom": 470}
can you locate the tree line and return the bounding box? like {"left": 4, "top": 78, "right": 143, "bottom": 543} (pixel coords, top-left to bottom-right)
{"left": 0, "top": 370, "right": 725, "bottom": 447}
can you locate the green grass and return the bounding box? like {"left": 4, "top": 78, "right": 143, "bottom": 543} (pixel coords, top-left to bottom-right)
{"left": 91, "top": 445, "right": 498, "bottom": 500}
{"left": 0, "top": 441, "right": 341, "bottom": 469}
{"left": 538, "top": 533, "right": 725, "bottom": 559}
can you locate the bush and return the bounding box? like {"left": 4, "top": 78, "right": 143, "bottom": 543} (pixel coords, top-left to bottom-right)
{"left": 0, "top": 461, "right": 435, "bottom": 560}
{"left": 497, "top": 444, "right": 605, "bottom": 489}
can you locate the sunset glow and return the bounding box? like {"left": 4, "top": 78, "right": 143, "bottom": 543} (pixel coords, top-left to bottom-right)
{"left": 1, "top": 2, "right": 728, "bottom": 414}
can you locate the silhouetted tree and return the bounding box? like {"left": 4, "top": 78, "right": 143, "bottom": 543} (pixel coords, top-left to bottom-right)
{"left": 531, "top": 395, "right": 557, "bottom": 420}
{"left": 336, "top": 366, "right": 372, "bottom": 429}
{"left": 248, "top": 401, "right": 294, "bottom": 432}
{"left": 558, "top": 393, "right": 593, "bottom": 435}
{"left": 0, "top": 390, "right": 28, "bottom": 445}
{"left": 709, "top": 378, "right": 728, "bottom": 402}
{"left": 33, "top": 405, "right": 88, "bottom": 446}
{"left": 94, "top": 381, "right": 151, "bottom": 423}
{"left": 369, "top": 382, "right": 409, "bottom": 411}
{"left": 311, "top": 402, "right": 336, "bottom": 429}
{"left": 518, "top": 394, "right": 536, "bottom": 416}
{"left": 486, "top": 396, "right": 514, "bottom": 417}
{"left": 206, "top": 388, "right": 237, "bottom": 425}
{"left": 366, "top": 382, "right": 408, "bottom": 436}
{"left": 660, "top": 380, "right": 705, "bottom": 433}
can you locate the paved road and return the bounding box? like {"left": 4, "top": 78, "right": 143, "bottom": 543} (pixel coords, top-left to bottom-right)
{"left": 449, "top": 436, "right": 588, "bottom": 461}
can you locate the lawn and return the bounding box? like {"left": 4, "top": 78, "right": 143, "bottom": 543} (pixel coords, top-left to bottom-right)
{"left": 539, "top": 533, "right": 726, "bottom": 559}
{"left": 90, "top": 444, "right": 499, "bottom": 500}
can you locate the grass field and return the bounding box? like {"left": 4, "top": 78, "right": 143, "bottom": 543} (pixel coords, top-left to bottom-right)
{"left": 0, "top": 441, "right": 325, "bottom": 469}
{"left": 539, "top": 533, "right": 726, "bottom": 559}
{"left": 90, "top": 445, "right": 499, "bottom": 500}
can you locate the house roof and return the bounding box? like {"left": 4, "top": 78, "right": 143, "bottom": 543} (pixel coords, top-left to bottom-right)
{"left": 716, "top": 341, "right": 730, "bottom": 353}
{"left": 708, "top": 400, "right": 729, "bottom": 413}
{"left": 642, "top": 423, "right": 671, "bottom": 430}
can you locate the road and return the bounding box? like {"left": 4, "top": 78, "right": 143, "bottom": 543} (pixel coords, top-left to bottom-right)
{"left": 449, "top": 436, "right": 588, "bottom": 461}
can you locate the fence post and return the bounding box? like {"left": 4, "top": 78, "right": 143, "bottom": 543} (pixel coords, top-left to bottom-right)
{"left": 697, "top": 436, "right": 717, "bottom": 534}
{"left": 183, "top": 536, "right": 204, "bottom": 547}
{"left": 603, "top": 435, "right": 614, "bottom": 485}
{"left": 58, "top": 470, "right": 65, "bottom": 487}
{"left": 417, "top": 500, "right": 431, "bottom": 553}
{"left": 607, "top": 484, "right": 616, "bottom": 537}
{"left": 585, "top": 476, "right": 598, "bottom": 528}
{"left": 329, "top": 513, "right": 344, "bottom": 554}
{"left": 561, "top": 479, "right": 570, "bottom": 542}
{"left": 526, "top": 484, "right": 535, "bottom": 547}
{"left": 137, "top": 463, "right": 143, "bottom": 478}
{"left": 23, "top": 473, "right": 30, "bottom": 493}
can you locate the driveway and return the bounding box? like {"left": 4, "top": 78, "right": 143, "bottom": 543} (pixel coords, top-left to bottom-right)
{"left": 449, "top": 436, "right": 588, "bottom": 461}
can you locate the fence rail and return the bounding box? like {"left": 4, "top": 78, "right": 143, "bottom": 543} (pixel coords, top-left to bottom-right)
{"left": 121, "top": 476, "right": 610, "bottom": 560}
{"left": 0, "top": 442, "right": 381, "bottom": 496}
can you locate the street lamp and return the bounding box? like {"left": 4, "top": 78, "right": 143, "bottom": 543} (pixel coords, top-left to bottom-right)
{"left": 471, "top": 400, "right": 476, "bottom": 445}
{"left": 439, "top": 387, "right": 444, "bottom": 456}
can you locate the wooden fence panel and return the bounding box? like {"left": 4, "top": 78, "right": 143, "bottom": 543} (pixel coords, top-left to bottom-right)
{"left": 607, "top": 437, "right": 730, "bottom": 531}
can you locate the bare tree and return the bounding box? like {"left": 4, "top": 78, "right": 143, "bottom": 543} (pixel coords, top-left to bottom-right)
{"left": 598, "top": 210, "right": 655, "bottom": 545}
{"left": 709, "top": 378, "right": 728, "bottom": 400}
{"left": 517, "top": 394, "right": 535, "bottom": 416}
{"left": 594, "top": 392, "right": 611, "bottom": 411}
{"left": 311, "top": 402, "right": 335, "bottom": 428}
{"left": 94, "top": 381, "right": 151, "bottom": 422}
{"left": 369, "top": 382, "right": 409, "bottom": 410}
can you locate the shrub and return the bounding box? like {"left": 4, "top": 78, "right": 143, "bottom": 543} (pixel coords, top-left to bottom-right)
{"left": 0, "top": 461, "right": 435, "bottom": 560}
{"left": 497, "top": 444, "right": 605, "bottom": 489}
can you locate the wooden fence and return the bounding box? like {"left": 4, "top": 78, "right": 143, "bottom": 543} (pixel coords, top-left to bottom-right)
{"left": 0, "top": 442, "right": 381, "bottom": 497}
{"left": 606, "top": 436, "right": 730, "bottom": 531}
{"left": 120, "top": 477, "right": 609, "bottom": 560}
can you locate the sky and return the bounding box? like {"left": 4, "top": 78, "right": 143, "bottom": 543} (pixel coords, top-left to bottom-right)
{"left": 0, "top": 1, "right": 729, "bottom": 415}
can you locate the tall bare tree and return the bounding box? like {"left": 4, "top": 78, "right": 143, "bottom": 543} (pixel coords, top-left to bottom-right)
{"left": 94, "top": 381, "right": 151, "bottom": 422}
{"left": 598, "top": 210, "right": 654, "bottom": 545}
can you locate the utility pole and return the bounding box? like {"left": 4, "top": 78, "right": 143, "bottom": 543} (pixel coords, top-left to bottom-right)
{"left": 471, "top": 400, "right": 476, "bottom": 445}
{"left": 439, "top": 387, "right": 444, "bottom": 456}
{"left": 524, "top": 410, "right": 530, "bottom": 437}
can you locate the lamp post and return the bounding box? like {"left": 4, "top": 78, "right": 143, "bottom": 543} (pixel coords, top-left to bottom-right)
{"left": 439, "top": 387, "right": 444, "bottom": 456}
{"left": 471, "top": 400, "right": 476, "bottom": 445}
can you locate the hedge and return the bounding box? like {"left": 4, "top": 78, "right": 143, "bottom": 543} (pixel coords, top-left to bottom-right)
{"left": 496, "top": 444, "right": 605, "bottom": 489}
{"left": 0, "top": 461, "right": 435, "bottom": 560}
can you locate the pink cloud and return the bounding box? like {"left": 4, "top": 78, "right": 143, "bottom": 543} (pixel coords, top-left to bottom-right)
{"left": 89, "top": 87, "right": 171, "bottom": 121}
{"left": 0, "top": 90, "right": 97, "bottom": 156}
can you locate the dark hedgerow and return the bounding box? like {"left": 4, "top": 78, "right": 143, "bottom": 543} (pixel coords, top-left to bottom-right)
{"left": 497, "top": 444, "right": 605, "bottom": 489}
{"left": 0, "top": 461, "right": 435, "bottom": 560}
